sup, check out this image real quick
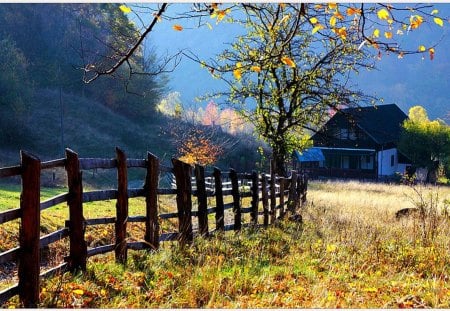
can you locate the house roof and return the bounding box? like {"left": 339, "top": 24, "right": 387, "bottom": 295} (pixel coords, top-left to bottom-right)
{"left": 294, "top": 148, "right": 325, "bottom": 162}
{"left": 316, "top": 104, "right": 408, "bottom": 145}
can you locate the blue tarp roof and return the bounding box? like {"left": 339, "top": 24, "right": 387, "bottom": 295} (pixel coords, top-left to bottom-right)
{"left": 294, "top": 148, "right": 325, "bottom": 162}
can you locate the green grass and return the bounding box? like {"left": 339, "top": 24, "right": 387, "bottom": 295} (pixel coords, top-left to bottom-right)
{"left": 2, "top": 180, "right": 450, "bottom": 308}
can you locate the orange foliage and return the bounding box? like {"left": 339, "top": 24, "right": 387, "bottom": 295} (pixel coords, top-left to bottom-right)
{"left": 178, "top": 129, "right": 223, "bottom": 166}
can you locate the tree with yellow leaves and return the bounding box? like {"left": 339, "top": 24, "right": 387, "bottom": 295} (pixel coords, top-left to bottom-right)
{"left": 399, "top": 106, "right": 450, "bottom": 183}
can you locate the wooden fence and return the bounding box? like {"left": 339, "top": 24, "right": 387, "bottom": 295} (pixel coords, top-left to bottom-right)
{"left": 0, "top": 147, "right": 307, "bottom": 307}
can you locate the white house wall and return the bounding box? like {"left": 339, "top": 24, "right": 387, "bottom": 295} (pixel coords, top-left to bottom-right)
{"left": 377, "top": 148, "right": 406, "bottom": 176}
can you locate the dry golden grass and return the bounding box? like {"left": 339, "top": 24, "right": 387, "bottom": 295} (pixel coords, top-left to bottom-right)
{"left": 3, "top": 180, "right": 450, "bottom": 308}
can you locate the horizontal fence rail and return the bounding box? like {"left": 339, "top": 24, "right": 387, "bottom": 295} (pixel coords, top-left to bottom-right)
{"left": 0, "top": 147, "right": 307, "bottom": 307}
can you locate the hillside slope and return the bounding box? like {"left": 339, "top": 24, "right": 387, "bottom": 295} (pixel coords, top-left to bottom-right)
{"left": 2, "top": 89, "right": 175, "bottom": 166}
{"left": 1, "top": 89, "right": 261, "bottom": 173}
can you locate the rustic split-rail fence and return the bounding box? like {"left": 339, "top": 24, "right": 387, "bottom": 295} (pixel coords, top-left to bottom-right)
{"left": 0, "top": 147, "right": 307, "bottom": 307}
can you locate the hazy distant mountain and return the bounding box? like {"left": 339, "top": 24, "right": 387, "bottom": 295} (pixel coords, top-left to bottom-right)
{"left": 147, "top": 3, "right": 450, "bottom": 121}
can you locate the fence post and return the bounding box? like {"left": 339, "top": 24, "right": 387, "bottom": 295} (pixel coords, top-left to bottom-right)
{"left": 144, "top": 152, "right": 159, "bottom": 249}
{"left": 287, "top": 170, "right": 297, "bottom": 212}
{"left": 251, "top": 171, "right": 259, "bottom": 225}
{"left": 301, "top": 174, "right": 308, "bottom": 206}
{"left": 270, "top": 161, "right": 277, "bottom": 224}
{"left": 65, "top": 148, "right": 87, "bottom": 271}
{"left": 229, "top": 168, "right": 241, "bottom": 231}
{"left": 213, "top": 167, "right": 224, "bottom": 231}
{"left": 279, "top": 178, "right": 285, "bottom": 219}
{"left": 172, "top": 159, "right": 193, "bottom": 245}
{"left": 18, "top": 151, "right": 41, "bottom": 307}
{"left": 195, "top": 165, "right": 209, "bottom": 237}
{"left": 261, "top": 174, "right": 269, "bottom": 227}
{"left": 115, "top": 147, "right": 128, "bottom": 264}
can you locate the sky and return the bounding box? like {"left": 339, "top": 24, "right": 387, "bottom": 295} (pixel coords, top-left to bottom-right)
{"left": 143, "top": 3, "right": 450, "bottom": 120}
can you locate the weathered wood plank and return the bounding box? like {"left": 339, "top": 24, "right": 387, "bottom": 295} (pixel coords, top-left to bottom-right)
{"left": 251, "top": 171, "right": 259, "bottom": 225}
{"left": 0, "top": 165, "right": 21, "bottom": 178}
{"left": 127, "top": 241, "right": 148, "bottom": 251}
{"left": 160, "top": 232, "right": 178, "bottom": 242}
{"left": 86, "top": 244, "right": 115, "bottom": 257}
{"left": 241, "top": 207, "right": 253, "bottom": 214}
{"left": 129, "top": 215, "right": 146, "bottom": 223}
{"left": 0, "top": 247, "right": 19, "bottom": 265}
{"left": 195, "top": 165, "right": 209, "bottom": 237}
{"left": 79, "top": 158, "right": 116, "bottom": 170}
{"left": 270, "top": 160, "right": 277, "bottom": 224}
{"left": 157, "top": 188, "right": 177, "bottom": 195}
{"left": 115, "top": 147, "right": 128, "bottom": 264}
{"left": 41, "top": 158, "right": 65, "bottom": 170}
{"left": 83, "top": 190, "right": 117, "bottom": 202}
{"left": 279, "top": 178, "right": 286, "bottom": 219}
{"left": 40, "top": 262, "right": 68, "bottom": 279}
{"left": 159, "top": 212, "right": 179, "bottom": 220}
{"left": 214, "top": 167, "right": 224, "bottom": 231}
{"left": 0, "top": 208, "right": 21, "bottom": 225}
{"left": 172, "top": 159, "right": 193, "bottom": 245}
{"left": 65, "top": 149, "right": 87, "bottom": 272}
{"left": 128, "top": 188, "right": 144, "bottom": 198}
{"left": 40, "top": 193, "right": 68, "bottom": 211}
{"left": 230, "top": 169, "right": 241, "bottom": 231}
{"left": 85, "top": 217, "right": 115, "bottom": 226}
{"left": 39, "top": 228, "right": 69, "bottom": 248}
{"left": 0, "top": 285, "right": 19, "bottom": 306}
{"left": 261, "top": 174, "right": 269, "bottom": 227}
{"left": 126, "top": 159, "right": 146, "bottom": 168}
{"left": 18, "top": 150, "right": 41, "bottom": 307}
{"left": 287, "top": 170, "right": 297, "bottom": 212}
{"left": 144, "top": 152, "right": 159, "bottom": 250}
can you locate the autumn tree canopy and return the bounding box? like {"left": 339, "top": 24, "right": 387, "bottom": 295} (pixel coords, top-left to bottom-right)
{"left": 399, "top": 106, "right": 450, "bottom": 183}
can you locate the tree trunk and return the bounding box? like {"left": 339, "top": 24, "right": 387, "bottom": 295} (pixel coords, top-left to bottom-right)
{"left": 272, "top": 151, "right": 288, "bottom": 177}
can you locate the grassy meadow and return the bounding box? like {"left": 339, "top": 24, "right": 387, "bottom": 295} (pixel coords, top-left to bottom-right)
{"left": 1, "top": 180, "right": 450, "bottom": 308}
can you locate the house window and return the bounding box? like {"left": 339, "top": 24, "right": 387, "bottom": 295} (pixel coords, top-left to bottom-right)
{"left": 391, "top": 154, "right": 395, "bottom": 167}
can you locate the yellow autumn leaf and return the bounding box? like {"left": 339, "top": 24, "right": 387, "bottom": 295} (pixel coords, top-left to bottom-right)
{"left": 172, "top": 24, "right": 183, "bottom": 31}
{"left": 73, "top": 289, "right": 84, "bottom": 295}
{"left": 434, "top": 17, "right": 444, "bottom": 27}
{"left": 377, "top": 8, "right": 390, "bottom": 20}
{"left": 281, "top": 56, "right": 296, "bottom": 68}
{"left": 328, "top": 3, "right": 337, "bottom": 10}
{"left": 418, "top": 45, "right": 426, "bottom": 52}
{"left": 206, "top": 22, "right": 213, "bottom": 30}
{"left": 410, "top": 15, "right": 423, "bottom": 29}
{"left": 312, "top": 24, "right": 325, "bottom": 34}
{"left": 119, "top": 4, "right": 131, "bottom": 14}
{"left": 431, "top": 9, "right": 439, "bottom": 15}
{"left": 336, "top": 27, "right": 347, "bottom": 40}
{"left": 384, "top": 31, "right": 392, "bottom": 39}
{"left": 373, "top": 28, "right": 380, "bottom": 38}
{"left": 251, "top": 65, "right": 261, "bottom": 73}
{"left": 309, "top": 17, "right": 318, "bottom": 24}
{"left": 334, "top": 11, "right": 344, "bottom": 20}
{"left": 233, "top": 69, "right": 242, "bottom": 80}
{"left": 330, "top": 16, "right": 337, "bottom": 27}
{"left": 346, "top": 7, "right": 361, "bottom": 16}
{"left": 217, "top": 10, "right": 227, "bottom": 22}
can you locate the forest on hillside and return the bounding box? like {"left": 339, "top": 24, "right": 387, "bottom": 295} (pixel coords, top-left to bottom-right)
{"left": 0, "top": 4, "right": 263, "bottom": 171}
